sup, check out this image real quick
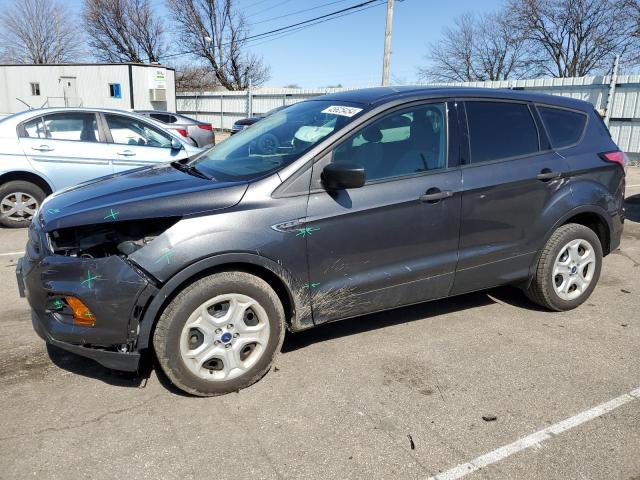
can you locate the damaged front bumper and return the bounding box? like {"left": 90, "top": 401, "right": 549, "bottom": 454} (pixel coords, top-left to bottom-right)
{"left": 16, "top": 223, "right": 156, "bottom": 372}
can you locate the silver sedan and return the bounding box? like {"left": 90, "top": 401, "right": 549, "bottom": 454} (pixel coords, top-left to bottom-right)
{"left": 135, "top": 110, "right": 216, "bottom": 147}
{"left": 0, "top": 107, "right": 202, "bottom": 227}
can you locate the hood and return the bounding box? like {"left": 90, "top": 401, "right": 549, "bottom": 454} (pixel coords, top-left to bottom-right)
{"left": 39, "top": 163, "right": 248, "bottom": 231}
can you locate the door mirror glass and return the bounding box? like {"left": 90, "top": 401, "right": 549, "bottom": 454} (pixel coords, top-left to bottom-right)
{"left": 171, "top": 137, "right": 183, "bottom": 150}
{"left": 322, "top": 162, "right": 365, "bottom": 190}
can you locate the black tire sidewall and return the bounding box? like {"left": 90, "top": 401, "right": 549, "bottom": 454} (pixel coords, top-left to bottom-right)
{"left": 0, "top": 180, "right": 46, "bottom": 228}
{"left": 156, "top": 272, "right": 285, "bottom": 395}
{"left": 544, "top": 226, "right": 603, "bottom": 310}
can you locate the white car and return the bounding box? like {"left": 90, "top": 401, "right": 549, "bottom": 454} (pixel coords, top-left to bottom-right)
{"left": 0, "top": 107, "right": 202, "bottom": 227}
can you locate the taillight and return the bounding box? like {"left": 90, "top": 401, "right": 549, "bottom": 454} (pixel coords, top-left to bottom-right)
{"left": 599, "top": 150, "right": 626, "bottom": 169}
{"left": 197, "top": 124, "right": 213, "bottom": 131}
{"left": 176, "top": 128, "right": 188, "bottom": 137}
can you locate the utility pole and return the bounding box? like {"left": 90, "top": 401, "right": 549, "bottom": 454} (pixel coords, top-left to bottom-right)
{"left": 381, "top": 0, "right": 394, "bottom": 86}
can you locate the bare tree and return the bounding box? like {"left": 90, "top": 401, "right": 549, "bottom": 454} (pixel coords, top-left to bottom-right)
{"left": 84, "top": 0, "right": 165, "bottom": 63}
{"left": 418, "top": 12, "right": 531, "bottom": 83}
{"left": 0, "top": 0, "right": 82, "bottom": 63}
{"left": 509, "top": 0, "right": 639, "bottom": 77}
{"left": 167, "top": 0, "right": 270, "bottom": 90}
{"left": 174, "top": 64, "right": 221, "bottom": 91}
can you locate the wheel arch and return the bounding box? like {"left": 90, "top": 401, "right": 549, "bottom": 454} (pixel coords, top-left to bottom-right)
{"left": 526, "top": 205, "right": 613, "bottom": 286}
{"left": 136, "top": 253, "right": 303, "bottom": 351}
{"left": 0, "top": 170, "right": 53, "bottom": 196}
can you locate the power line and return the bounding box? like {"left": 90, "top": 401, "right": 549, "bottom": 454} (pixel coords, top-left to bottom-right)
{"left": 248, "top": 0, "right": 353, "bottom": 25}
{"left": 159, "top": 0, "right": 383, "bottom": 61}
{"left": 245, "top": 0, "right": 293, "bottom": 19}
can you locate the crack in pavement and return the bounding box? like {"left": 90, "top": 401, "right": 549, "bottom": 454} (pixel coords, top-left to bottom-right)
{"left": 0, "top": 394, "right": 164, "bottom": 442}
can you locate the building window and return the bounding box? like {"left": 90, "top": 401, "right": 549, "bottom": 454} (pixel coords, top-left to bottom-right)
{"left": 109, "top": 83, "right": 121, "bottom": 98}
{"left": 30, "top": 83, "right": 40, "bottom": 96}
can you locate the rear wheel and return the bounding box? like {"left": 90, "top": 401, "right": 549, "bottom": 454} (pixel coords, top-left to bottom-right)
{"left": 526, "top": 223, "right": 602, "bottom": 311}
{"left": 0, "top": 180, "right": 46, "bottom": 228}
{"left": 153, "top": 271, "right": 285, "bottom": 396}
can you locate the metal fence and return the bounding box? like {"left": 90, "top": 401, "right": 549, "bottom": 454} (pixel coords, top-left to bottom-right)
{"left": 176, "top": 74, "right": 640, "bottom": 156}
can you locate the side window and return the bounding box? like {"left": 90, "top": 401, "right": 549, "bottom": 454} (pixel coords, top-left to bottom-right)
{"left": 466, "top": 101, "right": 539, "bottom": 163}
{"left": 21, "top": 117, "right": 46, "bottom": 138}
{"left": 40, "top": 113, "right": 99, "bottom": 142}
{"left": 537, "top": 105, "right": 587, "bottom": 148}
{"left": 30, "top": 83, "right": 40, "bottom": 96}
{"left": 150, "top": 113, "right": 172, "bottom": 123}
{"left": 333, "top": 103, "right": 447, "bottom": 182}
{"left": 105, "top": 114, "right": 172, "bottom": 148}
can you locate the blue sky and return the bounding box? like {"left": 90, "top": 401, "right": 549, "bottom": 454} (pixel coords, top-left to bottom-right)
{"left": 67, "top": 0, "right": 504, "bottom": 87}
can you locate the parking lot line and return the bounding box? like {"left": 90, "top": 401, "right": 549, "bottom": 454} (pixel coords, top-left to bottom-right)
{"left": 429, "top": 387, "right": 640, "bottom": 480}
{"left": 0, "top": 251, "right": 23, "bottom": 257}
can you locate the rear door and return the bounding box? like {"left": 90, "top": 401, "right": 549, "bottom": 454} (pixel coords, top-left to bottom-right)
{"left": 451, "top": 99, "right": 572, "bottom": 294}
{"left": 306, "top": 101, "right": 463, "bottom": 324}
{"left": 102, "top": 113, "right": 188, "bottom": 171}
{"left": 18, "top": 112, "right": 114, "bottom": 189}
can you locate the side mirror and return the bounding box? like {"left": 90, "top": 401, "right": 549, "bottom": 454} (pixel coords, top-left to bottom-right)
{"left": 171, "top": 137, "right": 183, "bottom": 150}
{"left": 322, "top": 162, "right": 366, "bottom": 190}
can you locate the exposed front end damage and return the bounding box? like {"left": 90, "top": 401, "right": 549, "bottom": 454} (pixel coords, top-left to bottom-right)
{"left": 17, "top": 220, "right": 165, "bottom": 371}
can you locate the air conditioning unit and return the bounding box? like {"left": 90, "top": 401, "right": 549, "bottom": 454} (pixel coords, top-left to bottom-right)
{"left": 149, "top": 88, "right": 166, "bottom": 102}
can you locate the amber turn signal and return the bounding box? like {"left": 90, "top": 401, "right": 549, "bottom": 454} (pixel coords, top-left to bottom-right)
{"left": 64, "top": 297, "right": 96, "bottom": 327}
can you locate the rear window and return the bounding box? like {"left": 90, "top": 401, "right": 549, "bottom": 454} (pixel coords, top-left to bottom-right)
{"left": 466, "top": 101, "right": 539, "bottom": 163}
{"left": 538, "top": 106, "right": 587, "bottom": 148}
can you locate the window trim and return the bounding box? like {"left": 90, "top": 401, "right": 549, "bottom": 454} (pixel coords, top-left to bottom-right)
{"left": 534, "top": 103, "right": 589, "bottom": 151}
{"left": 462, "top": 98, "right": 543, "bottom": 166}
{"left": 17, "top": 111, "right": 103, "bottom": 143}
{"left": 102, "top": 112, "right": 173, "bottom": 148}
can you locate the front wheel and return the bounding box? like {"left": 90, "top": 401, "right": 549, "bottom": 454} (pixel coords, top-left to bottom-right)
{"left": 153, "top": 271, "right": 285, "bottom": 396}
{"left": 0, "top": 180, "right": 45, "bottom": 228}
{"left": 525, "top": 223, "right": 603, "bottom": 311}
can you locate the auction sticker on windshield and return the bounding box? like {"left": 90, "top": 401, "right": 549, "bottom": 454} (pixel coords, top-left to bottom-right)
{"left": 321, "top": 105, "right": 363, "bottom": 117}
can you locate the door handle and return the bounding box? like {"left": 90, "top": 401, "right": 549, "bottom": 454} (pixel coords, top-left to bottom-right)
{"left": 537, "top": 169, "right": 561, "bottom": 181}
{"left": 117, "top": 150, "right": 136, "bottom": 157}
{"left": 32, "top": 145, "right": 53, "bottom": 152}
{"left": 420, "top": 188, "right": 453, "bottom": 203}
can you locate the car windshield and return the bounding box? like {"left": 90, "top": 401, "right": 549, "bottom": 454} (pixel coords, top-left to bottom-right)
{"left": 190, "top": 100, "right": 365, "bottom": 180}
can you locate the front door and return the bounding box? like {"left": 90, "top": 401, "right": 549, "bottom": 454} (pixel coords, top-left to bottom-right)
{"left": 60, "top": 77, "right": 78, "bottom": 107}
{"left": 306, "top": 101, "right": 462, "bottom": 324}
{"left": 102, "top": 113, "right": 188, "bottom": 171}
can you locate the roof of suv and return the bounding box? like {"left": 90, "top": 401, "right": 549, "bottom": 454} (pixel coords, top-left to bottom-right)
{"left": 317, "top": 86, "right": 592, "bottom": 111}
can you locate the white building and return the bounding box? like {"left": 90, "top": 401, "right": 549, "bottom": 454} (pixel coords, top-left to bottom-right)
{"left": 0, "top": 63, "right": 176, "bottom": 115}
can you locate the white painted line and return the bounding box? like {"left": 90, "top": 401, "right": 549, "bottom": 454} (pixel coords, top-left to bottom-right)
{"left": 429, "top": 387, "right": 640, "bottom": 480}
{"left": 0, "top": 251, "right": 23, "bottom": 257}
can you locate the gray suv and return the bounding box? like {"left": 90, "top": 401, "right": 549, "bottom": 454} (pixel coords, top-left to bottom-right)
{"left": 17, "top": 87, "right": 626, "bottom": 396}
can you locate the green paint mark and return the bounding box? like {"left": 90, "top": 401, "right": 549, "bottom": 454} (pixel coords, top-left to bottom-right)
{"left": 104, "top": 209, "right": 119, "bottom": 221}
{"left": 81, "top": 271, "right": 100, "bottom": 288}
{"left": 303, "top": 283, "right": 320, "bottom": 289}
{"left": 84, "top": 311, "right": 95, "bottom": 319}
{"left": 155, "top": 250, "right": 173, "bottom": 265}
{"left": 52, "top": 299, "right": 64, "bottom": 310}
{"left": 296, "top": 227, "right": 320, "bottom": 237}
{"left": 47, "top": 208, "right": 60, "bottom": 215}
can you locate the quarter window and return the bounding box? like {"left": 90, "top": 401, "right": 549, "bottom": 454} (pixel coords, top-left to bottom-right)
{"left": 105, "top": 114, "right": 173, "bottom": 148}
{"left": 465, "top": 101, "right": 539, "bottom": 163}
{"left": 538, "top": 106, "right": 587, "bottom": 148}
{"left": 22, "top": 117, "right": 46, "bottom": 138}
{"left": 30, "top": 83, "right": 40, "bottom": 96}
{"left": 333, "top": 103, "right": 448, "bottom": 182}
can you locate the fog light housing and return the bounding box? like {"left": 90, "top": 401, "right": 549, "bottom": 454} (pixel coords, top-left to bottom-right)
{"left": 64, "top": 297, "right": 96, "bottom": 327}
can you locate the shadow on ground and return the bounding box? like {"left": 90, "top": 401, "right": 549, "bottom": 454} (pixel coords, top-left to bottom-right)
{"left": 43, "top": 284, "right": 541, "bottom": 391}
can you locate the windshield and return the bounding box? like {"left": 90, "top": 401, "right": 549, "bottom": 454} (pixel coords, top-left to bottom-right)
{"left": 190, "top": 100, "right": 365, "bottom": 180}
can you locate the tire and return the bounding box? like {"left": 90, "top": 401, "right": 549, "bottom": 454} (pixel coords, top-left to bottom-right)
{"left": 153, "top": 271, "right": 286, "bottom": 396}
{"left": 0, "top": 180, "right": 46, "bottom": 228}
{"left": 525, "top": 223, "right": 603, "bottom": 311}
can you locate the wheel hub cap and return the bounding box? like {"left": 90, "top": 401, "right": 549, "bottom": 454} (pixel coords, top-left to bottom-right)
{"left": 0, "top": 192, "right": 38, "bottom": 222}
{"left": 552, "top": 238, "right": 596, "bottom": 301}
{"left": 179, "top": 293, "right": 270, "bottom": 381}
